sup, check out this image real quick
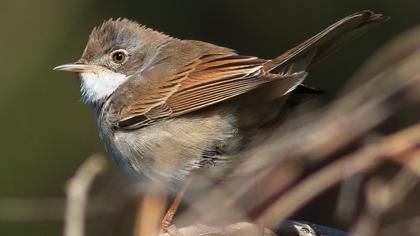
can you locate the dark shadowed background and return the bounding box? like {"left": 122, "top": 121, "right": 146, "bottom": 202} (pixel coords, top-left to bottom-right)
{"left": 1, "top": 0, "right": 419, "bottom": 235}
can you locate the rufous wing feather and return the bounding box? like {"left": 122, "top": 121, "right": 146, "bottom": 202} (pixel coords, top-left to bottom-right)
{"left": 116, "top": 53, "right": 305, "bottom": 129}
{"left": 166, "top": 54, "right": 300, "bottom": 116}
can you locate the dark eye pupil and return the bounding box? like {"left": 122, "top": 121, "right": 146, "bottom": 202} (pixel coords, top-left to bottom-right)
{"left": 114, "top": 52, "right": 124, "bottom": 62}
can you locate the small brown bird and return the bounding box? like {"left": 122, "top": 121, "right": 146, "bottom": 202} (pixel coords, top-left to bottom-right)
{"left": 54, "top": 10, "right": 387, "bottom": 228}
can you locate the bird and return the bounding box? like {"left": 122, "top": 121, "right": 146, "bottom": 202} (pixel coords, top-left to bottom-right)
{"left": 54, "top": 10, "right": 387, "bottom": 228}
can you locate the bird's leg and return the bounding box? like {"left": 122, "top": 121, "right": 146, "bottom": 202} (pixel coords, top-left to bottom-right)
{"left": 161, "top": 176, "right": 193, "bottom": 231}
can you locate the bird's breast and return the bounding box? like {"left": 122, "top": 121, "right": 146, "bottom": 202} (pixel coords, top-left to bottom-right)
{"left": 97, "top": 107, "right": 241, "bottom": 188}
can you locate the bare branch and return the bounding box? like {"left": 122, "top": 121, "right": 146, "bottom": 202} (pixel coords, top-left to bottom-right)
{"left": 257, "top": 123, "right": 420, "bottom": 228}
{"left": 63, "top": 154, "right": 107, "bottom": 236}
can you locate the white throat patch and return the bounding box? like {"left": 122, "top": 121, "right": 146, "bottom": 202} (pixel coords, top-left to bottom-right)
{"left": 79, "top": 71, "right": 129, "bottom": 104}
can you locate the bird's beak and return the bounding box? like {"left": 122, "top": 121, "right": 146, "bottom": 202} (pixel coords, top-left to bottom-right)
{"left": 53, "top": 63, "right": 102, "bottom": 73}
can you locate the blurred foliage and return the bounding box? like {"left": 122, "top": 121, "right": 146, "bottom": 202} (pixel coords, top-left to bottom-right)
{"left": 0, "top": 0, "right": 419, "bottom": 235}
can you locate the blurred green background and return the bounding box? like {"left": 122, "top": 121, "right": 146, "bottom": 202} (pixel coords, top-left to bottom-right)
{"left": 1, "top": 0, "right": 419, "bottom": 235}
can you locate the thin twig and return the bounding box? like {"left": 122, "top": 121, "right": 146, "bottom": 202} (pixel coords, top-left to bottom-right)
{"left": 63, "top": 154, "right": 107, "bottom": 236}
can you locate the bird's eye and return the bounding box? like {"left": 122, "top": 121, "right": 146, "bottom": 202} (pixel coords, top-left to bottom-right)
{"left": 110, "top": 49, "right": 128, "bottom": 64}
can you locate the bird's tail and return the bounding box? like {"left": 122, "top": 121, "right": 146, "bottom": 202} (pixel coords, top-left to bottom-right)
{"left": 263, "top": 10, "right": 389, "bottom": 75}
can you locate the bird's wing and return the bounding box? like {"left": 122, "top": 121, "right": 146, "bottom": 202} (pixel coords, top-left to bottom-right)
{"left": 116, "top": 53, "right": 305, "bottom": 129}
